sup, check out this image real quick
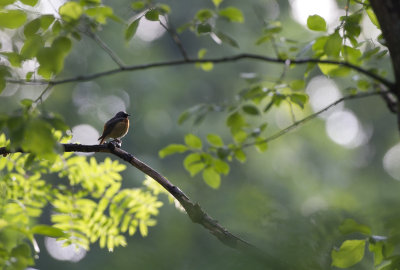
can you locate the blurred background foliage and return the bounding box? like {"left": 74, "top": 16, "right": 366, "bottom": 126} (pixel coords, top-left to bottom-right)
{"left": 0, "top": 0, "right": 399, "bottom": 269}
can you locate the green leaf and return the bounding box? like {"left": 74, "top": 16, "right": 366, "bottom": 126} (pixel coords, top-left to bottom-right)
{"left": 324, "top": 31, "right": 342, "bottom": 58}
{"left": 227, "top": 112, "right": 246, "bottom": 130}
{"left": 290, "top": 93, "right": 308, "bottom": 109}
{"left": 342, "top": 45, "right": 362, "bottom": 64}
{"left": 331, "top": 240, "right": 366, "bottom": 268}
{"left": 59, "top": 2, "right": 83, "bottom": 21}
{"left": 0, "top": 9, "right": 27, "bottom": 28}
{"left": 218, "top": 7, "right": 244, "bottom": 23}
{"left": 202, "top": 167, "right": 221, "bottom": 189}
{"left": 0, "top": 0, "right": 15, "bottom": 7}
{"left": 32, "top": 225, "right": 66, "bottom": 237}
{"left": 145, "top": 9, "right": 159, "bottom": 21}
{"left": 207, "top": 134, "right": 224, "bottom": 147}
{"left": 198, "top": 48, "right": 207, "bottom": 59}
{"left": 125, "top": 18, "right": 140, "bottom": 41}
{"left": 369, "top": 241, "right": 384, "bottom": 266}
{"left": 339, "top": 219, "right": 372, "bottom": 235}
{"left": 1, "top": 52, "right": 23, "bottom": 67}
{"left": 366, "top": 8, "right": 379, "bottom": 28}
{"left": 24, "top": 18, "right": 40, "bottom": 37}
{"left": 255, "top": 137, "right": 268, "bottom": 153}
{"left": 289, "top": 79, "right": 305, "bottom": 91}
{"left": 214, "top": 159, "right": 229, "bottom": 175}
{"left": 212, "top": 0, "right": 223, "bottom": 7}
{"left": 22, "top": 118, "right": 55, "bottom": 156}
{"left": 312, "top": 36, "right": 329, "bottom": 53}
{"left": 20, "top": 98, "right": 33, "bottom": 108}
{"left": 0, "top": 65, "right": 11, "bottom": 93}
{"left": 21, "top": 35, "right": 43, "bottom": 58}
{"left": 185, "top": 134, "right": 202, "bottom": 149}
{"left": 158, "top": 144, "right": 188, "bottom": 158}
{"left": 307, "top": 15, "right": 326, "bottom": 31}
{"left": 20, "top": 0, "right": 38, "bottom": 6}
{"left": 242, "top": 105, "right": 260, "bottom": 115}
{"left": 232, "top": 129, "right": 247, "bottom": 143}
{"left": 196, "top": 9, "right": 213, "bottom": 22}
{"left": 216, "top": 31, "right": 239, "bottom": 48}
{"left": 37, "top": 36, "right": 72, "bottom": 79}
{"left": 85, "top": 6, "right": 115, "bottom": 24}
{"left": 197, "top": 23, "right": 212, "bottom": 34}
{"left": 40, "top": 15, "right": 55, "bottom": 30}
{"left": 183, "top": 153, "right": 204, "bottom": 176}
{"left": 234, "top": 149, "right": 246, "bottom": 163}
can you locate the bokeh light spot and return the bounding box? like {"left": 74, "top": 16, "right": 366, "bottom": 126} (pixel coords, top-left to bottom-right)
{"left": 71, "top": 125, "right": 99, "bottom": 155}
{"left": 136, "top": 15, "right": 167, "bottom": 42}
{"left": 289, "top": 0, "right": 341, "bottom": 28}
{"left": 383, "top": 143, "right": 400, "bottom": 181}
{"left": 306, "top": 76, "right": 343, "bottom": 118}
{"left": 325, "top": 110, "right": 366, "bottom": 148}
{"left": 45, "top": 237, "right": 86, "bottom": 262}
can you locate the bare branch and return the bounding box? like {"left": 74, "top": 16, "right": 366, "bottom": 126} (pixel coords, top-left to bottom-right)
{"left": 243, "top": 90, "right": 386, "bottom": 148}
{"left": 0, "top": 142, "right": 283, "bottom": 266}
{"left": 7, "top": 53, "right": 395, "bottom": 89}
{"left": 159, "top": 20, "right": 189, "bottom": 60}
{"left": 85, "top": 31, "right": 126, "bottom": 68}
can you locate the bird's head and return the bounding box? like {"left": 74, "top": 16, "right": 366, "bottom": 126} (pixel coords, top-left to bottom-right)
{"left": 115, "top": 111, "right": 130, "bottom": 118}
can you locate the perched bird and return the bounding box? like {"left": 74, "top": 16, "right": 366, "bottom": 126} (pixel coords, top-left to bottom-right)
{"left": 98, "top": 111, "right": 130, "bottom": 145}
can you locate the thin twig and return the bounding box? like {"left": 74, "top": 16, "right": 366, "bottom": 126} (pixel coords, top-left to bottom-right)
{"left": 85, "top": 31, "right": 126, "bottom": 68}
{"left": 34, "top": 84, "right": 54, "bottom": 104}
{"left": 159, "top": 20, "right": 189, "bottom": 60}
{"left": 7, "top": 53, "right": 394, "bottom": 89}
{"left": 242, "top": 91, "right": 385, "bottom": 148}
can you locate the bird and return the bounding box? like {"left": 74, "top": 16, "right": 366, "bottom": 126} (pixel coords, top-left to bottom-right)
{"left": 98, "top": 111, "right": 130, "bottom": 145}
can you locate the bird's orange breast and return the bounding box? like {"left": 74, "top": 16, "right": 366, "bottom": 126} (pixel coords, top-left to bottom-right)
{"left": 109, "top": 118, "right": 129, "bottom": 139}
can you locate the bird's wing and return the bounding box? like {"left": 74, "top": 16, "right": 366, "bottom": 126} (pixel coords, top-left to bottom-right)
{"left": 98, "top": 117, "right": 124, "bottom": 140}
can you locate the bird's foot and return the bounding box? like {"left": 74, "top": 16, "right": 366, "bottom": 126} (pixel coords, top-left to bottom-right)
{"left": 111, "top": 139, "right": 122, "bottom": 148}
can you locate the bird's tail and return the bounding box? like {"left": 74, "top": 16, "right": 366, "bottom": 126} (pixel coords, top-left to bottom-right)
{"left": 98, "top": 136, "right": 105, "bottom": 145}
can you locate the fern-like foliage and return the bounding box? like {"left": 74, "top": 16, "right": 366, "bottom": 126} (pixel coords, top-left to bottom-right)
{"left": 0, "top": 134, "right": 170, "bottom": 269}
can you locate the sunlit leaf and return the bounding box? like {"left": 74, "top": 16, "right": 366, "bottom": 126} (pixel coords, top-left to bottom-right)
{"left": 32, "top": 225, "right": 66, "bottom": 237}
{"left": 159, "top": 144, "right": 188, "bottom": 158}
{"left": 196, "top": 9, "right": 213, "bottom": 22}
{"left": 219, "top": 7, "right": 244, "bottom": 23}
{"left": 184, "top": 134, "right": 202, "bottom": 149}
{"left": 207, "top": 134, "right": 224, "bottom": 147}
{"left": 20, "top": 0, "right": 38, "bottom": 6}
{"left": 212, "top": 0, "right": 223, "bottom": 7}
{"left": 324, "top": 31, "right": 342, "bottom": 58}
{"left": 59, "top": 2, "right": 83, "bottom": 21}
{"left": 24, "top": 18, "right": 40, "bottom": 37}
{"left": 0, "top": 9, "right": 27, "bottom": 28}
{"left": 202, "top": 167, "right": 221, "bottom": 189}
{"left": 307, "top": 15, "right": 326, "bottom": 31}
{"left": 125, "top": 18, "right": 140, "bottom": 41}
{"left": 331, "top": 240, "right": 366, "bottom": 268}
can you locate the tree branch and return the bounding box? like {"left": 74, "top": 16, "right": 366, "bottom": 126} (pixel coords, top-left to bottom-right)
{"left": 7, "top": 53, "right": 394, "bottom": 89}
{"left": 85, "top": 31, "right": 126, "bottom": 68}
{"left": 243, "top": 90, "right": 386, "bottom": 148}
{"left": 159, "top": 20, "right": 189, "bottom": 60}
{"left": 0, "top": 142, "right": 283, "bottom": 266}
